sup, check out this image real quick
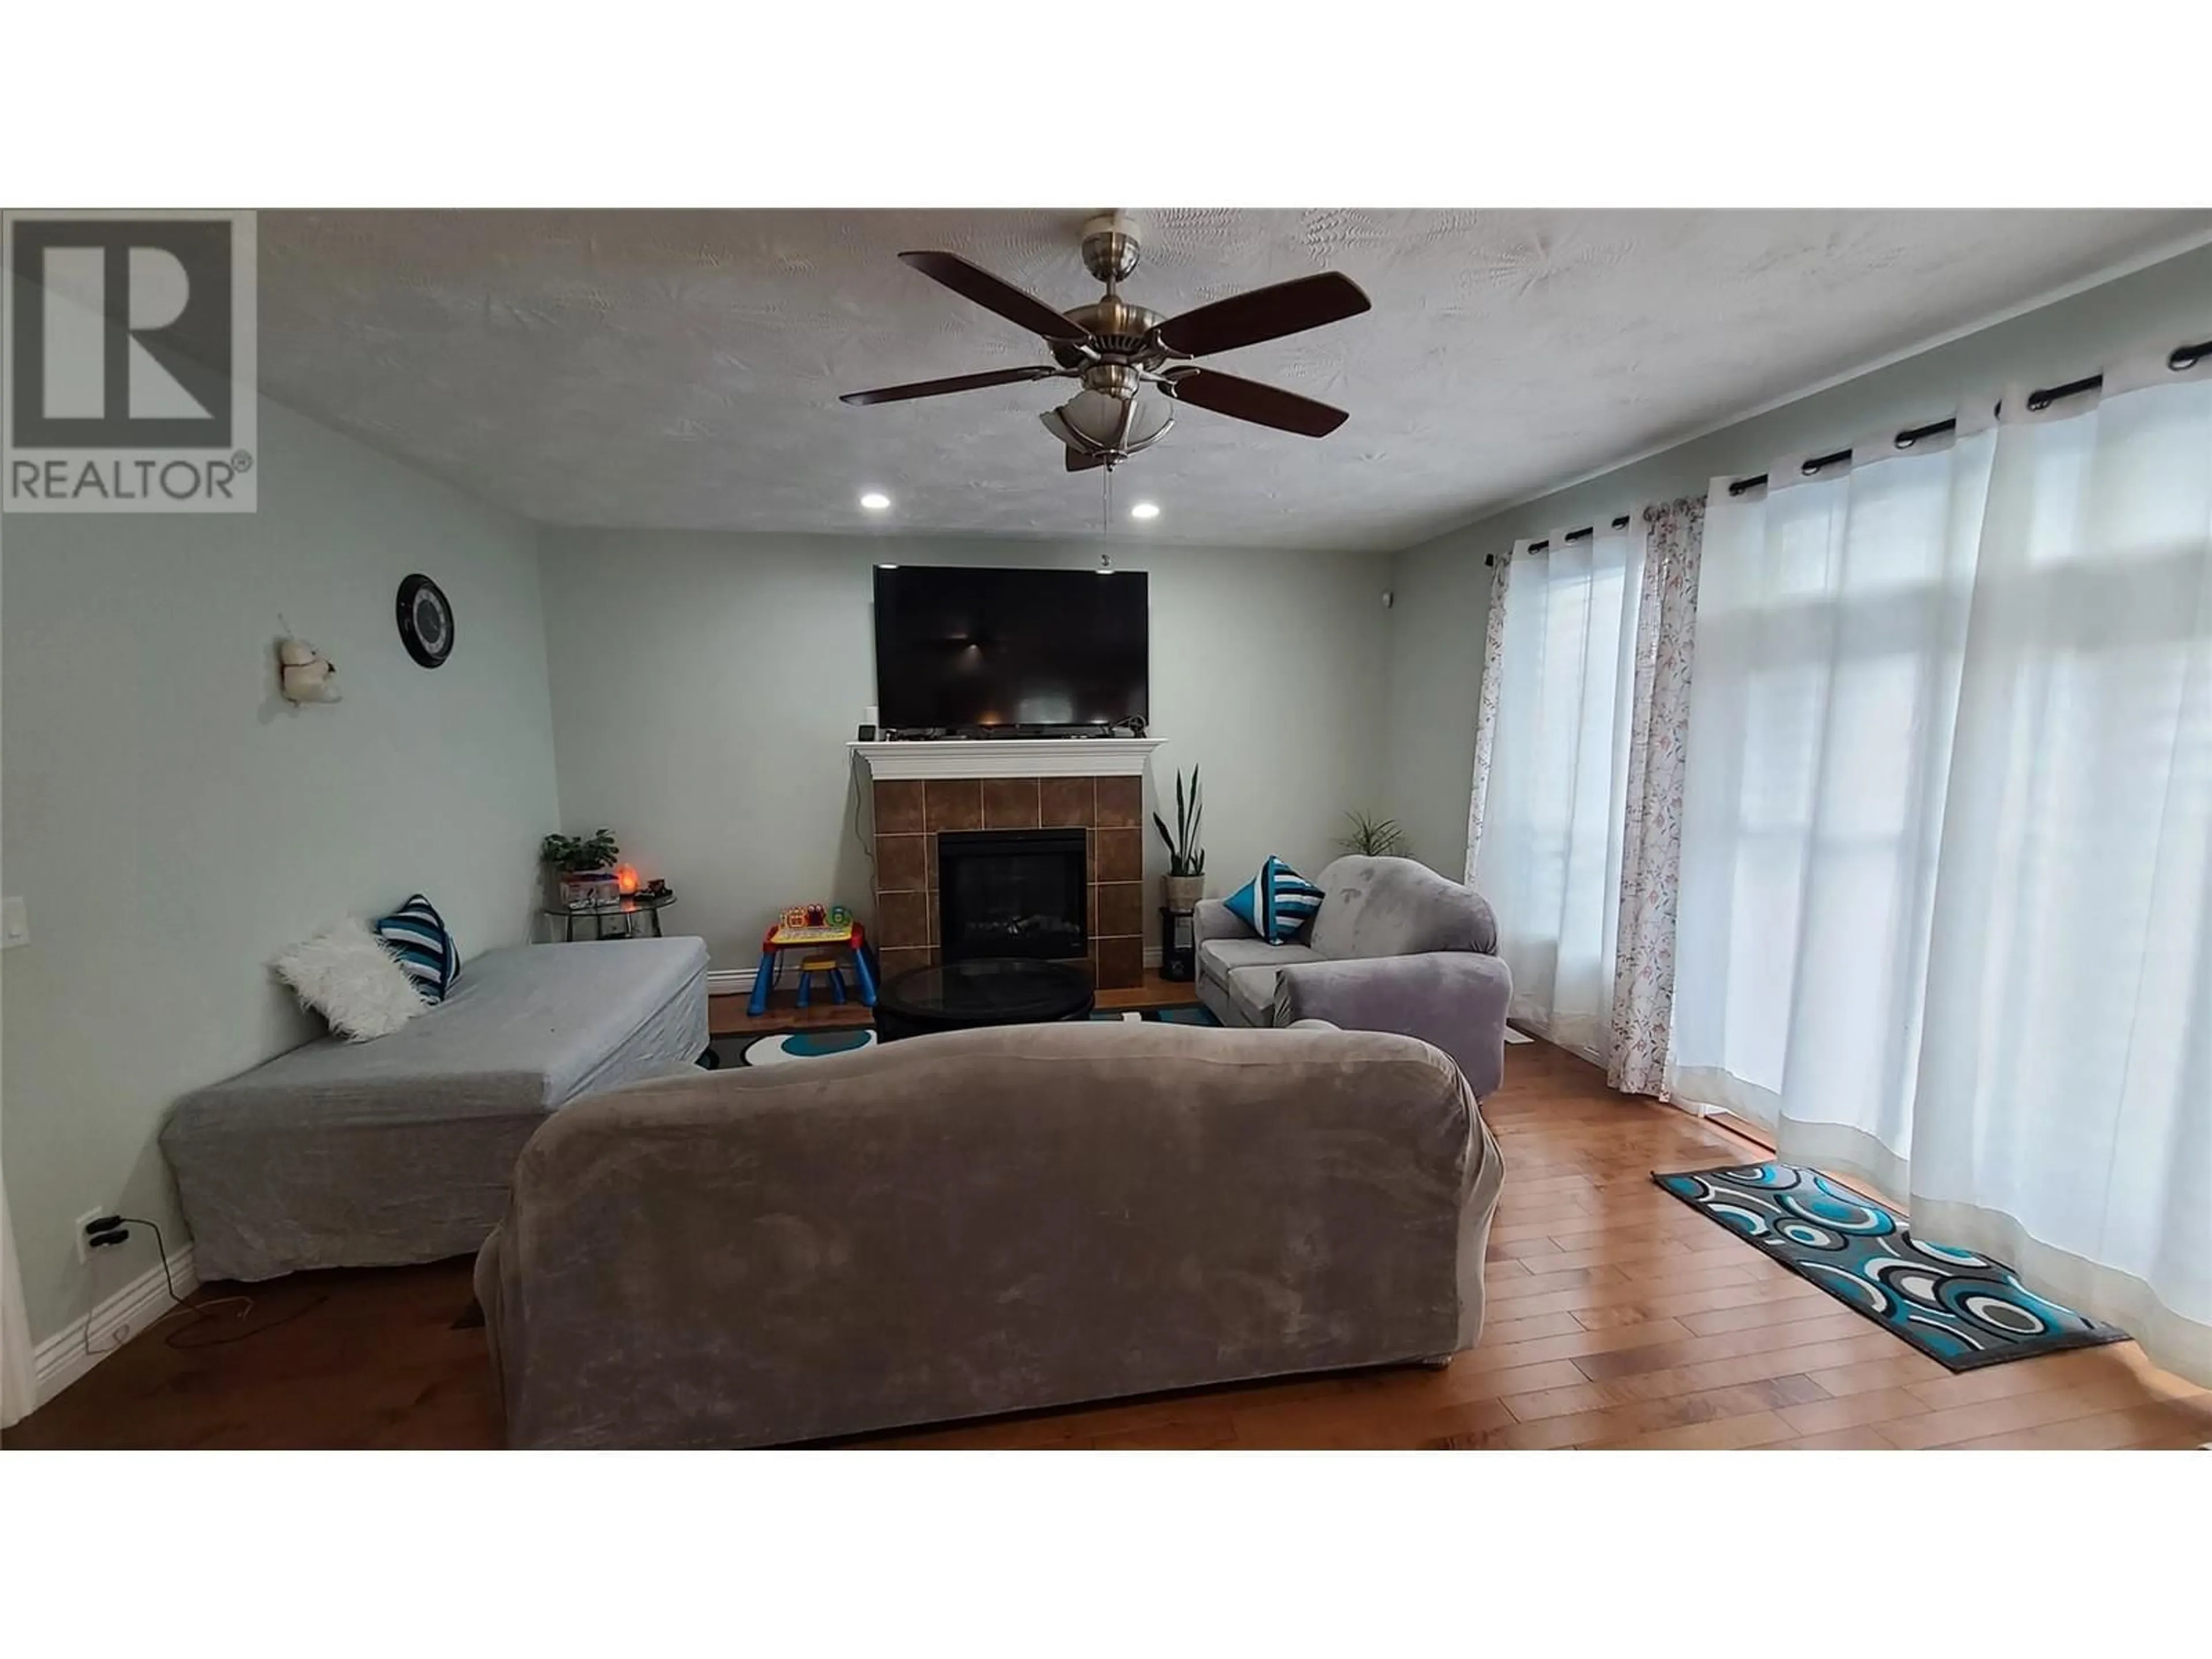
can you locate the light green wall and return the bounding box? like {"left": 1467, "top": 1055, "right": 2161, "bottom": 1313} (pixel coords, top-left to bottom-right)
{"left": 1, "top": 396, "right": 560, "bottom": 1343}
{"left": 1382, "top": 241, "right": 2212, "bottom": 878}
{"left": 539, "top": 529, "right": 1395, "bottom": 971}
{"left": 8, "top": 233, "right": 2205, "bottom": 1357}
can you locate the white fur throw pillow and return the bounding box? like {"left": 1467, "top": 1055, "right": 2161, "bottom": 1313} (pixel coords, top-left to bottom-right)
{"left": 272, "top": 916, "right": 426, "bottom": 1040}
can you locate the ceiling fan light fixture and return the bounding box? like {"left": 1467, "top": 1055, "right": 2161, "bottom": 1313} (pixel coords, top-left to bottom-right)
{"left": 1040, "top": 389, "right": 1174, "bottom": 460}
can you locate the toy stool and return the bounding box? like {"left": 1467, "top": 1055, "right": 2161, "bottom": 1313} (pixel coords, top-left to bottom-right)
{"left": 796, "top": 956, "right": 848, "bottom": 1008}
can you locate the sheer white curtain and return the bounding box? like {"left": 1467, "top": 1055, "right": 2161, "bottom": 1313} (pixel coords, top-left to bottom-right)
{"left": 1910, "top": 371, "right": 2211, "bottom": 1378}
{"left": 1671, "top": 426, "right": 1993, "bottom": 1142}
{"left": 1671, "top": 355, "right": 2212, "bottom": 1384}
{"left": 1471, "top": 522, "right": 1644, "bottom": 1061}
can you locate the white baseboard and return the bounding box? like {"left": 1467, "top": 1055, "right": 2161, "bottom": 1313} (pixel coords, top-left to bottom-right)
{"left": 33, "top": 1243, "right": 198, "bottom": 1407}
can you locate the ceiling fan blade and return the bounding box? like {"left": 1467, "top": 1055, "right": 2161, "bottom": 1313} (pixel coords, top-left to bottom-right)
{"left": 899, "top": 251, "right": 1089, "bottom": 343}
{"left": 1160, "top": 369, "right": 1349, "bottom": 438}
{"left": 840, "top": 365, "right": 1062, "bottom": 406}
{"left": 1152, "top": 271, "right": 1371, "bottom": 358}
{"left": 1065, "top": 447, "right": 1107, "bottom": 472}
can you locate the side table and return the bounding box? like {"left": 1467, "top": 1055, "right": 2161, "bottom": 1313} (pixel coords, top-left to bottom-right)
{"left": 543, "top": 893, "right": 676, "bottom": 942}
{"left": 1158, "top": 906, "right": 1196, "bottom": 982}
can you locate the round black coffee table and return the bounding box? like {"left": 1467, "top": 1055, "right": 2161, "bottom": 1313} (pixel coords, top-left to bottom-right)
{"left": 874, "top": 956, "right": 1096, "bottom": 1041}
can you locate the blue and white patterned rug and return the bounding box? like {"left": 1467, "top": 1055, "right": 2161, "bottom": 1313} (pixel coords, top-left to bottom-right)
{"left": 708, "top": 1003, "right": 1219, "bottom": 1068}
{"left": 1654, "top": 1162, "right": 2128, "bottom": 1372}
{"left": 1086, "top": 1006, "right": 1220, "bottom": 1027}
{"left": 718, "top": 1028, "right": 880, "bottom": 1067}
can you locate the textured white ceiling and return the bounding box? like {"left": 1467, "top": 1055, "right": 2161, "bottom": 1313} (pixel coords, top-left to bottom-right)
{"left": 256, "top": 209, "right": 2211, "bottom": 553}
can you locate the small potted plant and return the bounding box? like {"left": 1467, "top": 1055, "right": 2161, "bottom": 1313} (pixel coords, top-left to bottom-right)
{"left": 1152, "top": 766, "right": 1205, "bottom": 912}
{"left": 1335, "top": 810, "right": 1406, "bottom": 858}
{"left": 541, "top": 828, "right": 621, "bottom": 911}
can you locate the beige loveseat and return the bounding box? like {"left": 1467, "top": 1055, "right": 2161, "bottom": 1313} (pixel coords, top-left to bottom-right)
{"left": 476, "top": 1020, "right": 1506, "bottom": 1449}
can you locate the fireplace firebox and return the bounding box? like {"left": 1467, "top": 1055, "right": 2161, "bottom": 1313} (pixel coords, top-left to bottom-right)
{"left": 937, "top": 828, "right": 1089, "bottom": 963}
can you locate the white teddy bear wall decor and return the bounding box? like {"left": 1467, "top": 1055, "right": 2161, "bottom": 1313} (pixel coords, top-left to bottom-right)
{"left": 278, "top": 637, "right": 341, "bottom": 704}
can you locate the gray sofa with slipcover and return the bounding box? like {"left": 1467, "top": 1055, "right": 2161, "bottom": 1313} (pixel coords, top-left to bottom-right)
{"left": 1194, "top": 855, "right": 1512, "bottom": 1098}
{"left": 164, "top": 937, "right": 709, "bottom": 1282}
{"left": 475, "top": 1018, "right": 1505, "bottom": 1449}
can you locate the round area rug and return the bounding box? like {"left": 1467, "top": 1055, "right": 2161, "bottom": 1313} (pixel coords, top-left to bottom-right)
{"left": 729, "top": 1029, "right": 879, "bottom": 1067}
{"left": 709, "top": 1006, "right": 1215, "bottom": 1067}
{"left": 1086, "top": 1005, "right": 1220, "bottom": 1026}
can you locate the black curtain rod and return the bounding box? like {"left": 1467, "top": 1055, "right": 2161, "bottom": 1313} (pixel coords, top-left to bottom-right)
{"left": 1529, "top": 514, "right": 1633, "bottom": 554}
{"left": 1726, "top": 336, "right": 2211, "bottom": 498}
{"left": 1487, "top": 513, "right": 1633, "bottom": 565}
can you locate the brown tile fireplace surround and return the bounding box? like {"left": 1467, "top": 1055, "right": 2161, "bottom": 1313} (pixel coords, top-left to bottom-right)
{"left": 869, "top": 774, "right": 1147, "bottom": 990}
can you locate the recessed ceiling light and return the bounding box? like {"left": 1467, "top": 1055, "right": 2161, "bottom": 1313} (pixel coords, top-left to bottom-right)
{"left": 1130, "top": 501, "right": 1160, "bottom": 520}
{"left": 860, "top": 491, "right": 891, "bottom": 512}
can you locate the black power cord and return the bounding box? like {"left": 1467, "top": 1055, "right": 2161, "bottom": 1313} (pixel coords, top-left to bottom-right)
{"left": 164, "top": 1285, "right": 328, "bottom": 1350}
{"left": 79, "top": 1214, "right": 327, "bottom": 1353}
{"left": 81, "top": 1213, "right": 183, "bottom": 1358}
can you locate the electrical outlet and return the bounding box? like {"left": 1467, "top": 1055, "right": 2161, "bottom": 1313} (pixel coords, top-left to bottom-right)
{"left": 73, "top": 1207, "right": 108, "bottom": 1264}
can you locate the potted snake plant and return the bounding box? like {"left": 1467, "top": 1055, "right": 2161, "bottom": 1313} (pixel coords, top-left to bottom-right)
{"left": 1153, "top": 766, "right": 1205, "bottom": 912}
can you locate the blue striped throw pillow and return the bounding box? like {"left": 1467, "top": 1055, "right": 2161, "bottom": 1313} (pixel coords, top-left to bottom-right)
{"left": 1222, "top": 856, "right": 1324, "bottom": 945}
{"left": 374, "top": 893, "right": 461, "bottom": 1003}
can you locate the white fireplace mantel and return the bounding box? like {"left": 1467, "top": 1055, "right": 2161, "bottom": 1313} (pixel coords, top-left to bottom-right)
{"left": 849, "top": 737, "right": 1165, "bottom": 781}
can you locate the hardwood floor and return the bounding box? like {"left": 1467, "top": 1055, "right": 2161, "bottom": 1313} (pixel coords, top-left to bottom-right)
{"left": 7, "top": 1037, "right": 2205, "bottom": 1450}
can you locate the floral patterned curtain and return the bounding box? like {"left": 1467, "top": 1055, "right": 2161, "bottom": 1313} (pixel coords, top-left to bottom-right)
{"left": 1607, "top": 496, "right": 1705, "bottom": 1097}
{"left": 1461, "top": 549, "right": 1515, "bottom": 880}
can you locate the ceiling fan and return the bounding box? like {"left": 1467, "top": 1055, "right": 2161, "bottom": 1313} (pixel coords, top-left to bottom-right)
{"left": 840, "top": 213, "right": 1371, "bottom": 472}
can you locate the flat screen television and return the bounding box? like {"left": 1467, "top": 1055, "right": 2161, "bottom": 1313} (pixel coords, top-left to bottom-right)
{"left": 872, "top": 564, "right": 1149, "bottom": 733}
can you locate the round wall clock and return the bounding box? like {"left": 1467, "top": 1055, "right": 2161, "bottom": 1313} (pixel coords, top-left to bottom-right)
{"left": 395, "top": 573, "right": 454, "bottom": 668}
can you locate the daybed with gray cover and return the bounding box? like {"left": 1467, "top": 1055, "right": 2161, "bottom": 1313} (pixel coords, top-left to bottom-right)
{"left": 163, "top": 936, "right": 709, "bottom": 1282}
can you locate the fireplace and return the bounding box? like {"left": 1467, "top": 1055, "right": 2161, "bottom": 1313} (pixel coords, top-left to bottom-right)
{"left": 937, "top": 828, "right": 1088, "bottom": 963}
{"left": 862, "top": 771, "right": 1149, "bottom": 990}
